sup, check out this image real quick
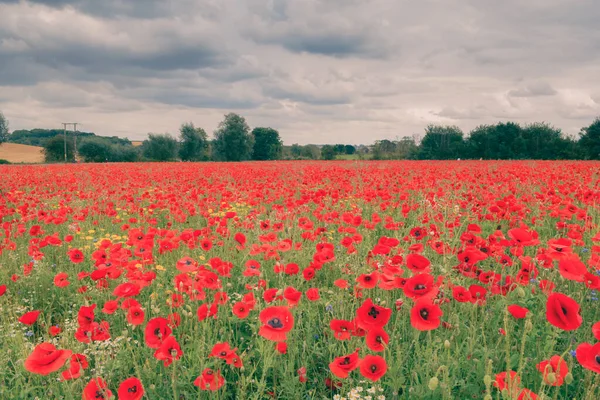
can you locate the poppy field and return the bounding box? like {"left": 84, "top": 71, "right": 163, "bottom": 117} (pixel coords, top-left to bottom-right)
{"left": 2, "top": 161, "right": 600, "bottom": 400}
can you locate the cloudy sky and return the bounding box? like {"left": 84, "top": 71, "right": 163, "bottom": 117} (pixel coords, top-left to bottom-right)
{"left": 1, "top": 0, "right": 599, "bottom": 144}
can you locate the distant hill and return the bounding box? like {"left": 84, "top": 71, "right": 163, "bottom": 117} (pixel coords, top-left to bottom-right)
{"left": 9, "top": 129, "right": 132, "bottom": 147}
{"left": 0, "top": 143, "right": 44, "bottom": 163}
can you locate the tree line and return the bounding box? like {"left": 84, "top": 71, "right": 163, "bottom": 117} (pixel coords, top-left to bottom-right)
{"left": 1, "top": 110, "right": 600, "bottom": 162}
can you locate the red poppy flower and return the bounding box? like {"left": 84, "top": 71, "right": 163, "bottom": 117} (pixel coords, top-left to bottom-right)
{"left": 330, "top": 319, "right": 354, "bottom": 340}
{"left": 145, "top": 317, "right": 172, "bottom": 349}
{"left": 329, "top": 349, "right": 361, "bottom": 378}
{"left": 452, "top": 286, "right": 472, "bottom": 303}
{"left": 61, "top": 363, "right": 82, "bottom": 381}
{"left": 547, "top": 238, "right": 572, "bottom": 256}
{"left": 517, "top": 389, "right": 538, "bottom": 400}
{"left": 592, "top": 321, "right": 600, "bottom": 340}
{"left": 0, "top": 284, "right": 6, "bottom": 296}
{"left": 576, "top": 342, "right": 600, "bottom": 373}
{"left": 276, "top": 341, "right": 287, "bottom": 354}
{"left": 359, "top": 355, "right": 387, "bottom": 382}
{"left": 365, "top": 327, "right": 389, "bottom": 352}
{"left": 234, "top": 232, "right": 246, "bottom": 249}
{"left": 78, "top": 304, "right": 96, "bottom": 328}
{"left": 468, "top": 284, "right": 487, "bottom": 305}
{"left": 302, "top": 267, "right": 316, "bottom": 281}
{"left": 334, "top": 279, "right": 349, "bottom": 289}
{"left": 356, "top": 272, "right": 379, "bottom": 289}
{"left": 536, "top": 355, "right": 568, "bottom": 386}
{"left": 101, "top": 300, "right": 118, "bottom": 315}
{"left": 558, "top": 255, "right": 587, "bottom": 282}
{"left": 113, "top": 282, "right": 141, "bottom": 298}
{"left": 403, "top": 273, "right": 436, "bottom": 299}
{"left": 83, "top": 377, "right": 113, "bottom": 400}
{"left": 259, "top": 306, "right": 294, "bottom": 342}
{"left": 127, "top": 306, "right": 145, "bottom": 326}
{"left": 49, "top": 325, "right": 62, "bottom": 336}
{"left": 406, "top": 253, "right": 431, "bottom": 273}
{"left": 24, "top": 343, "right": 72, "bottom": 375}
{"left": 210, "top": 342, "right": 237, "bottom": 359}
{"left": 546, "top": 293, "right": 582, "bottom": 331}
{"left": 154, "top": 335, "right": 183, "bottom": 366}
{"left": 494, "top": 371, "right": 521, "bottom": 397}
{"left": 53, "top": 272, "right": 70, "bottom": 287}
{"left": 194, "top": 368, "right": 225, "bottom": 391}
{"left": 410, "top": 299, "right": 443, "bottom": 331}
{"left": 67, "top": 248, "right": 85, "bottom": 264}
{"left": 306, "top": 288, "right": 320, "bottom": 301}
{"left": 507, "top": 305, "right": 530, "bottom": 319}
{"left": 355, "top": 298, "right": 392, "bottom": 330}
{"left": 176, "top": 256, "right": 198, "bottom": 273}
{"left": 70, "top": 353, "right": 89, "bottom": 370}
{"left": 283, "top": 286, "right": 302, "bottom": 307}
{"left": 19, "top": 310, "right": 41, "bottom": 325}
{"left": 232, "top": 301, "right": 250, "bottom": 319}
{"left": 197, "top": 303, "right": 218, "bottom": 322}
{"left": 117, "top": 377, "right": 144, "bottom": 400}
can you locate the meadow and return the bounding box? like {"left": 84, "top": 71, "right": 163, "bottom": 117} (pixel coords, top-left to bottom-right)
{"left": 1, "top": 161, "right": 600, "bottom": 400}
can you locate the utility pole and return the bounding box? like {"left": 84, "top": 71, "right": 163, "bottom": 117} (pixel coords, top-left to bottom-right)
{"left": 61, "top": 122, "right": 79, "bottom": 162}
{"left": 73, "top": 123, "right": 78, "bottom": 161}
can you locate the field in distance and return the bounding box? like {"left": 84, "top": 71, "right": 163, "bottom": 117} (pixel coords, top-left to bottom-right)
{"left": 0, "top": 143, "right": 44, "bottom": 163}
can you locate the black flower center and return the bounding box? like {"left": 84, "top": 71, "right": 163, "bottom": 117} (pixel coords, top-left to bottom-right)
{"left": 420, "top": 309, "right": 429, "bottom": 320}
{"left": 368, "top": 306, "right": 380, "bottom": 319}
{"left": 370, "top": 364, "right": 378, "bottom": 372}
{"left": 415, "top": 284, "right": 426, "bottom": 290}
{"left": 128, "top": 386, "right": 137, "bottom": 393}
{"left": 268, "top": 318, "right": 284, "bottom": 328}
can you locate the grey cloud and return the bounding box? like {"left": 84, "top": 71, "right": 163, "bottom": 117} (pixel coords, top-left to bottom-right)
{"left": 0, "top": 0, "right": 599, "bottom": 144}
{"left": 435, "top": 106, "right": 490, "bottom": 120}
{"left": 509, "top": 82, "right": 558, "bottom": 98}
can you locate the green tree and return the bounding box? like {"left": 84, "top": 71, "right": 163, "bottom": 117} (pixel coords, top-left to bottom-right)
{"left": 179, "top": 122, "right": 209, "bottom": 161}
{"left": 111, "top": 145, "right": 139, "bottom": 162}
{"left": 43, "top": 135, "right": 75, "bottom": 162}
{"left": 321, "top": 145, "right": 336, "bottom": 160}
{"left": 142, "top": 133, "right": 178, "bottom": 161}
{"left": 465, "top": 122, "right": 576, "bottom": 160}
{"left": 578, "top": 117, "right": 600, "bottom": 159}
{"left": 344, "top": 145, "right": 356, "bottom": 155}
{"left": 78, "top": 137, "right": 112, "bottom": 162}
{"left": 333, "top": 144, "right": 345, "bottom": 154}
{"left": 252, "top": 127, "right": 283, "bottom": 160}
{"left": 290, "top": 144, "right": 302, "bottom": 159}
{"left": 213, "top": 113, "right": 253, "bottom": 161}
{"left": 417, "top": 125, "right": 465, "bottom": 159}
{"left": 300, "top": 145, "right": 320, "bottom": 159}
{"left": 0, "top": 111, "right": 8, "bottom": 145}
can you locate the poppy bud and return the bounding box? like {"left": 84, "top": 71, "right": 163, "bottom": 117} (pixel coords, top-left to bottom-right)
{"left": 484, "top": 395, "right": 492, "bottom": 400}
{"left": 444, "top": 340, "right": 450, "bottom": 349}
{"left": 524, "top": 319, "right": 533, "bottom": 332}
{"left": 565, "top": 373, "right": 573, "bottom": 384}
{"left": 428, "top": 377, "right": 439, "bottom": 390}
{"left": 483, "top": 374, "right": 492, "bottom": 386}
{"left": 545, "top": 372, "right": 557, "bottom": 384}
{"left": 516, "top": 287, "right": 526, "bottom": 298}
